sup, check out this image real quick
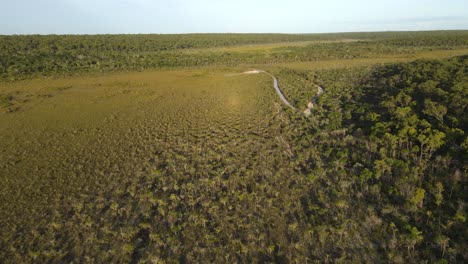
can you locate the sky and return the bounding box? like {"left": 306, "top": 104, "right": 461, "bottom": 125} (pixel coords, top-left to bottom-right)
{"left": 1, "top": 0, "right": 467, "bottom": 34}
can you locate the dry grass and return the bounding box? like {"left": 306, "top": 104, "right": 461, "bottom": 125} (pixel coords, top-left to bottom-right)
{"left": 0, "top": 68, "right": 301, "bottom": 261}
{"left": 257, "top": 48, "right": 468, "bottom": 71}
{"left": 182, "top": 39, "right": 364, "bottom": 54}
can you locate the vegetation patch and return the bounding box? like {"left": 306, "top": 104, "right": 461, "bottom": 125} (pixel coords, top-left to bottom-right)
{"left": 0, "top": 94, "right": 13, "bottom": 108}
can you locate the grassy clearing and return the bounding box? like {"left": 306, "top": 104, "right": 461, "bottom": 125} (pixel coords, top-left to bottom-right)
{"left": 182, "top": 39, "right": 364, "bottom": 54}
{"left": 259, "top": 47, "right": 468, "bottom": 71}
{"left": 0, "top": 68, "right": 301, "bottom": 262}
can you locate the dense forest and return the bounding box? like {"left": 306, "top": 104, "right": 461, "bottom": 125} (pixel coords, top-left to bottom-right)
{"left": 1, "top": 31, "right": 467, "bottom": 80}
{"left": 245, "top": 56, "right": 467, "bottom": 262}
{"left": 286, "top": 56, "right": 468, "bottom": 262}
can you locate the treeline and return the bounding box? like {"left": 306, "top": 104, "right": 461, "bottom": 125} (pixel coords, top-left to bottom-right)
{"left": 1, "top": 31, "right": 467, "bottom": 80}
{"left": 289, "top": 56, "right": 467, "bottom": 262}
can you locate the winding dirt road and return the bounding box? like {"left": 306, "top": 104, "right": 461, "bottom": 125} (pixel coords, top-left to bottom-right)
{"left": 304, "top": 84, "right": 324, "bottom": 116}
{"left": 243, "top": 69, "right": 323, "bottom": 114}
{"left": 259, "top": 70, "right": 296, "bottom": 110}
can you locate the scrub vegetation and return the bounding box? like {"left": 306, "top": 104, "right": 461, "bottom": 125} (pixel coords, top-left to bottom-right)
{"left": 0, "top": 31, "right": 467, "bottom": 263}
{"left": 1, "top": 31, "right": 467, "bottom": 80}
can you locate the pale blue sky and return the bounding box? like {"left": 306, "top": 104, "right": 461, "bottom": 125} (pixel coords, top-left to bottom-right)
{"left": 1, "top": 0, "right": 467, "bottom": 34}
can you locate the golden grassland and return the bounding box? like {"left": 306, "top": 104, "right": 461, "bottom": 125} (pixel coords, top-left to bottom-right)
{"left": 257, "top": 47, "right": 468, "bottom": 71}
{"left": 0, "top": 68, "right": 282, "bottom": 232}
{"left": 181, "top": 39, "right": 363, "bottom": 54}
{"left": 0, "top": 69, "right": 275, "bottom": 170}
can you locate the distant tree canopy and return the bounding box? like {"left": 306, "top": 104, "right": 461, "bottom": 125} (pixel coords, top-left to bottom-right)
{"left": 0, "top": 31, "right": 467, "bottom": 80}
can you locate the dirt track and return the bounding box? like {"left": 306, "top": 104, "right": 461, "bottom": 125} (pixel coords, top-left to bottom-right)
{"left": 242, "top": 69, "right": 323, "bottom": 114}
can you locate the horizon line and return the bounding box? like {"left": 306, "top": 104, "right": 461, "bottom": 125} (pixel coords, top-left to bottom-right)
{"left": 1, "top": 29, "right": 467, "bottom": 36}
